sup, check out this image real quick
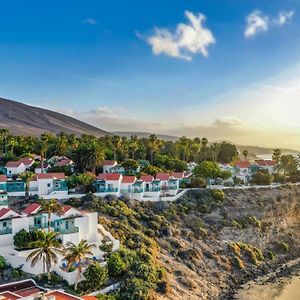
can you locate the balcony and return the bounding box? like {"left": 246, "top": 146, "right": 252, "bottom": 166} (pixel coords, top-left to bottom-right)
{"left": 97, "top": 187, "right": 118, "bottom": 193}
{"left": 131, "top": 188, "right": 144, "bottom": 193}
{"left": 0, "top": 227, "right": 12, "bottom": 235}
{"left": 55, "top": 226, "right": 79, "bottom": 235}
{"left": 29, "top": 223, "right": 48, "bottom": 231}
{"left": 168, "top": 186, "right": 178, "bottom": 190}
{"left": 145, "top": 187, "right": 161, "bottom": 192}
{"left": 0, "top": 200, "right": 8, "bottom": 206}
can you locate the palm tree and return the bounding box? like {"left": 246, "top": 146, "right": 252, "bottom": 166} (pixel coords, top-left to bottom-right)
{"left": 34, "top": 139, "right": 49, "bottom": 174}
{"left": 201, "top": 137, "right": 208, "bottom": 161}
{"left": 26, "top": 231, "right": 63, "bottom": 280}
{"left": 178, "top": 136, "right": 190, "bottom": 161}
{"left": 147, "top": 135, "right": 161, "bottom": 165}
{"left": 209, "top": 143, "right": 221, "bottom": 162}
{"left": 0, "top": 129, "right": 9, "bottom": 155}
{"left": 63, "top": 239, "right": 96, "bottom": 290}
{"left": 128, "top": 135, "right": 139, "bottom": 160}
{"left": 41, "top": 199, "right": 63, "bottom": 231}
{"left": 112, "top": 136, "right": 121, "bottom": 161}
{"left": 86, "top": 140, "right": 105, "bottom": 173}
{"left": 20, "top": 172, "right": 35, "bottom": 200}
{"left": 242, "top": 150, "right": 249, "bottom": 161}
{"left": 8, "top": 137, "right": 17, "bottom": 156}
{"left": 272, "top": 149, "right": 282, "bottom": 175}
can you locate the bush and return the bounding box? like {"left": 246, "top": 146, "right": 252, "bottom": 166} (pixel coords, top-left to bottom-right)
{"left": 0, "top": 256, "right": 7, "bottom": 273}
{"left": 251, "top": 170, "right": 273, "bottom": 185}
{"left": 83, "top": 263, "right": 108, "bottom": 292}
{"left": 14, "top": 229, "right": 39, "bottom": 250}
{"left": 107, "top": 251, "right": 128, "bottom": 279}
{"left": 210, "top": 189, "right": 225, "bottom": 202}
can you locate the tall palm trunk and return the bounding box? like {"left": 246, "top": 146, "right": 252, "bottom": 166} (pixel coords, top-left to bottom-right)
{"left": 75, "top": 266, "right": 82, "bottom": 291}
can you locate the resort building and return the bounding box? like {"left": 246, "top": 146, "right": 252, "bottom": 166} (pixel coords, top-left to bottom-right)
{"left": 29, "top": 173, "right": 68, "bottom": 199}
{"left": 0, "top": 204, "right": 120, "bottom": 285}
{"left": 6, "top": 161, "right": 26, "bottom": 176}
{"left": 102, "top": 160, "right": 118, "bottom": 173}
{"left": 0, "top": 175, "right": 26, "bottom": 197}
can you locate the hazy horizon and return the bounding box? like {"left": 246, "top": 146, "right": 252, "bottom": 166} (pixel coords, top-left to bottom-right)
{"left": 1, "top": 1, "right": 300, "bottom": 149}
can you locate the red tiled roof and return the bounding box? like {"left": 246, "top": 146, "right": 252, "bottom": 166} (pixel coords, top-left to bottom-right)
{"left": 36, "top": 173, "right": 65, "bottom": 180}
{"left": 255, "top": 160, "right": 276, "bottom": 166}
{"left": 97, "top": 173, "right": 121, "bottom": 181}
{"left": 0, "top": 291, "right": 21, "bottom": 299}
{"left": 0, "top": 175, "right": 6, "bottom": 182}
{"left": 82, "top": 297, "right": 98, "bottom": 300}
{"left": 171, "top": 172, "right": 184, "bottom": 179}
{"left": 0, "top": 208, "right": 11, "bottom": 218}
{"left": 156, "top": 172, "right": 170, "bottom": 181}
{"left": 17, "top": 287, "right": 41, "bottom": 297}
{"left": 55, "top": 159, "right": 72, "bottom": 167}
{"left": 140, "top": 175, "right": 154, "bottom": 183}
{"left": 23, "top": 203, "right": 41, "bottom": 215}
{"left": 6, "top": 161, "right": 23, "bottom": 168}
{"left": 236, "top": 161, "right": 250, "bottom": 168}
{"left": 122, "top": 176, "right": 136, "bottom": 183}
{"left": 45, "top": 291, "right": 82, "bottom": 300}
{"left": 62, "top": 205, "right": 73, "bottom": 214}
{"left": 18, "top": 158, "right": 34, "bottom": 166}
{"left": 102, "top": 160, "right": 117, "bottom": 166}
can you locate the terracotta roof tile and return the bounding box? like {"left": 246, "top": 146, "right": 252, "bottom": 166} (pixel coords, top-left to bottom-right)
{"left": 36, "top": 173, "right": 65, "bottom": 180}
{"left": 102, "top": 160, "right": 117, "bottom": 166}
{"left": 236, "top": 161, "right": 250, "bottom": 168}
{"left": 171, "top": 172, "right": 184, "bottom": 179}
{"left": 140, "top": 175, "right": 154, "bottom": 182}
{"left": 97, "top": 173, "right": 121, "bottom": 181}
{"left": 0, "top": 208, "right": 11, "bottom": 218}
{"left": 18, "top": 158, "right": 34, "bottom": 166}
{"left": 0, "top": 175, "right": 6, "bottom": 182}
{"left": 6, "top": 161, "right": 23, "bottom": 168}
{"left": 155, "top": 173, "right": 170, "bottom": 181}
{"left": 23, "top": 203, "right": 41, "bottom": 215}
{"left": 122, "top": 176, "right": 136, "bottom": 183}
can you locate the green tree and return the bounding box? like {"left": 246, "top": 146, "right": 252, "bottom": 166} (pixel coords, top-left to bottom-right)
{"left": 272, "top": 149, "right": 282, "bottom": 174}
{"left": 112, "top": 136, "right": 122, "bottom": 161}
{"left": 217, "top": 142, "right": 238, "bottom": 163}
{"left": 83, "top": 263, "right": 108, "bottom": 292}
{"left": 128, "top": 135, "right": 139, "bottom": 160}
{"left": 41, "top": 199, "right": 63, "bottom": 231}
{"left": 20, "top": 172, "right": 35, "bottom": 200}
{"left": 193, "top": 161, "right": 221, "bottom": 184}
{"left": 201, "top": 137, "right": 208, "bottom": 161}
{"left": 63, "top": 239, "right": 96, "bottom": 291}
{"left": 147, "top": 135, "right": 162, "bottom": 165}
{"left": 107, "top": 251, "right": 127, "bottom": 279}
{"left": 121, "top": 159, "right": 139, "bottom": 175}
{"left": 242, "top": 150, "right": 249, "bottom": 161}
{"left": 26, "top": 231, "right": 63, "bottom": 280}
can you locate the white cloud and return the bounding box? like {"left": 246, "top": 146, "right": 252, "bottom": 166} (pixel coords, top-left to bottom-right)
{"left": 275, "top": 10, "right": 294, "bottom": 26}
{"left": 145, "top": 11, "right": 215, "bottom": 61}
{"left": 83, "top": 18, "right": 97, "bottom": 25}
{"left": 244, "top": 10, "right": 269, "bottom": 38}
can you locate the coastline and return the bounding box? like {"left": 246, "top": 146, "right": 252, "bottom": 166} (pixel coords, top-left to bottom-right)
{"left": 220, "top": 256, "right": 300, "bottom": 300}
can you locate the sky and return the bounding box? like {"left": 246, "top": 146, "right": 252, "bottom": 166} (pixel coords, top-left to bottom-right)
{"left": 1, "top": 0, "right": 300, "bottom": 149}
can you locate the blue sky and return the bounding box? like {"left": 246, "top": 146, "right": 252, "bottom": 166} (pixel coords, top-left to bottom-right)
{"left": 1, "top": 0, "right": 300, "bottom": 148}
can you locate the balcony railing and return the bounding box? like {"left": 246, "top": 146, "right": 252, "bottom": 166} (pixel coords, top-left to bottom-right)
{"left": 29, "top": 223, "right": 48, "bottom": 231}
{"left": 168, "top": 186, "right": 178, "bottom": 190}
{"left": 96, "top": 187, "right": 118, "bottom": 193}
{"left": 0, "top": 200, "right": 8, "bottom": 206}
{"left": 145, "top": 187, "right": 161, "bottom": 192}
{"left": 0, "top": 227, "right": 12, "bottom": 235}
{"left": 48, "top": 186, "right": 68, "bottom": 194}
{"left": 55, "top": 226, "right": 79, "bottom": 235}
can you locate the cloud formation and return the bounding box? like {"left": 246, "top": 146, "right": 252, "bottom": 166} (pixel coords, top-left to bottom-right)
{"left": 244, "top": 11, "right": 269, "bottom": 38}
{"left": 275, "top": 10, "right": 294, "bottom": 25}
{"left": 245, "top": 10, "right": 294, "bottom": 38}
{"left": 83, "top": 18, "right": 97, "bottom": 25}
{"left": 145, "top": 11, "right": 215, "bottom": 61}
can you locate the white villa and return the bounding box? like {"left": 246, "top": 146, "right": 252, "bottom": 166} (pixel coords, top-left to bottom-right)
{"left": 6, "top": 161, "right": 26, "bottom": 176}
{"left": 102, "top": 160, "right": 118, "bottom": 173}
{"left": 0, "top": 203, "right": 119, "bottom": 285}
{"left": 29, "top": 173, "right": 68, "bottom": 199}
{"left": 94, "top": 172, "right": 181, "bottom": 200}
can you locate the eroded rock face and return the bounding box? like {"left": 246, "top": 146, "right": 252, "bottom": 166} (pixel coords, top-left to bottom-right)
{"left": 156, "top": 186, "right": 300, "bottom": 300}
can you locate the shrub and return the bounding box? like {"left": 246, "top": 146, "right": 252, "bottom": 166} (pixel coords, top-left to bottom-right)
{"left": 279, "top": 242, "right": 289, "bottom": 253}
{"left": 83, "top": 263, "right": 108, "bottom": 292}
{"left": 107, "top": 251, "right": 127, "bottom": 279}
{"left": 14, "top": 229, "right": 39, "bottom": 250}
{"left": 210, "top": 189, "right": 225, "bottom": 202}
{"left": 0, "top": 256, "right": 7, "bottom": 273}
{"left": 251, "top": 170, "right": 273, "bottom": 185}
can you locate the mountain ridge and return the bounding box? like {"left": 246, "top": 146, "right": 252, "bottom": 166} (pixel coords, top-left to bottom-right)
{"left": 0, "top": 97, "right": 109, "bottom": 137}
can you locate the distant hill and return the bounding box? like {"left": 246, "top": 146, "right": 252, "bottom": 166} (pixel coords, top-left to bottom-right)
{"left": 0, "top": 97, "right": 109, "bottom": 137}
{"left": 113, "top": 131, "right": 179, "bottom": 141}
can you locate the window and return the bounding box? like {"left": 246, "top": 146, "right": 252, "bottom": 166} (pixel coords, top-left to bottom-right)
{"left": 3, "top": 222, "right": 7, "bottom": 227}
{"left": 47, "top": 183, "right": 51, "bottom": 188}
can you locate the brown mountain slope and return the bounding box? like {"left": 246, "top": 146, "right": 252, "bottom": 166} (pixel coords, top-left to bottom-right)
{"left": 0, "top": 97, "right": 109, "bottom": 137}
